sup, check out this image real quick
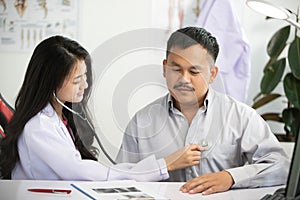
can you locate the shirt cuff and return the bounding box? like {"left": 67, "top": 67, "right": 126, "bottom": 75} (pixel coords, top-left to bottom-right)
{"left": 226, "top": 167, "right": 251, "bottom": 188}
{"left": 157, "top": 158, "right": 169, "bottom": 180}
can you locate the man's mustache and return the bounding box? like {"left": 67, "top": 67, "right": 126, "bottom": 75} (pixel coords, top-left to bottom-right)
{"left": 173, "top": 83, "right": 195, "bottom": 91}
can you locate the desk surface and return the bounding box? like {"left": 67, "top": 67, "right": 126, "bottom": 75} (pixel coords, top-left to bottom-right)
{"left": 0, "top": 180, "right": 282, "bottom": 200}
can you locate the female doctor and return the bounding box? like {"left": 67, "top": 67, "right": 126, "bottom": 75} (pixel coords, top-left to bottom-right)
{"left": 0, "top": 35, "right": 201, "bottom": 180}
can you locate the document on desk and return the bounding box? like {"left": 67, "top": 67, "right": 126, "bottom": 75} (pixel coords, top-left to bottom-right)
{"left": 72, "top": 180, "right": 168, "bottom": 200}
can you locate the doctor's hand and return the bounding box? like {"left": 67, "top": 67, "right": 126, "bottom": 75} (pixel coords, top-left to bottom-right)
{"left": 164, "top": 144, "right": 203, "bottom": 172}
{"left": 180, "top": 171, "right": 234, "bottom": 195}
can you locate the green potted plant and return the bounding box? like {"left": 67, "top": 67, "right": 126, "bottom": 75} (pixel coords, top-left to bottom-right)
{"left": 252, "top": 18, "right": 300, "bottom": 142}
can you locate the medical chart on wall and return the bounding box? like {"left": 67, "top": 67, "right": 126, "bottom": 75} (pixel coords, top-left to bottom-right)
{"left": 0, "top": 0, "right": 79, "bottom": 52}
{"left": 151, "top": 0, "right": 200, "bottom": 34}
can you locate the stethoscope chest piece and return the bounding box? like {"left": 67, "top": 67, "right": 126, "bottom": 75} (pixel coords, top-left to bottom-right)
{"left": 200, "top": 139, "right": 211, "bottom": 150}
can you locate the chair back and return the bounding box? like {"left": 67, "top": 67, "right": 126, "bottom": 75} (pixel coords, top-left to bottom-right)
{"left": 0, "top": 94, "right": 14, "bottom": 138}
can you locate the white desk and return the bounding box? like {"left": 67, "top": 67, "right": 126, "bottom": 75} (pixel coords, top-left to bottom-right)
{"left": 0, "top": 180, "right": 282, "bottom": 200}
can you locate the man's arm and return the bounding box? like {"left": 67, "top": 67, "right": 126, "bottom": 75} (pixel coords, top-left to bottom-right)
{"left": 180, "top": 112, "right": 290, "bottom": 194}
{"left": 227, "top": 112, "right": 290, "bottom": 188}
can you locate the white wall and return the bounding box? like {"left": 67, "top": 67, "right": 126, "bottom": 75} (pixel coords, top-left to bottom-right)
{"left": 0, "top": 0, "right": 298, "bottom": 164}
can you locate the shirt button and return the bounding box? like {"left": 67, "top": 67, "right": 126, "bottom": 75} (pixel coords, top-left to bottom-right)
{"left": 187, "top": 169, "right": 192, "bottom": 174}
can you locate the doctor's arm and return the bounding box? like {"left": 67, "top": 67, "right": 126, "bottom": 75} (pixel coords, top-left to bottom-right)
{"left": 116, "top": 115, "right": 203, "bottom": 172}
{"left": 117, "top": 137, "right": 202, "bottom": 172}
{"left": 164, "top": 144, "right": 203, "bottom": 171}
{"left": 27, "top": 123, "right": 202, "bottom": 182}
{"left": 109, "top": 144, "right": 202, "bottom": 181}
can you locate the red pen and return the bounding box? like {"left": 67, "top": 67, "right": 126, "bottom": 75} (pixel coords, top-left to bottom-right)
{"left": 28, "top": 188, "right": 72, "bottom": 194}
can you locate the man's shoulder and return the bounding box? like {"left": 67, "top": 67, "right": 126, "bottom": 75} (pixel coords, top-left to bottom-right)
{"left": 134, "top": 94, "right": 169, "bottom": 115}
{"left": 212, "top": 90, "right": 256, "bottom": 114}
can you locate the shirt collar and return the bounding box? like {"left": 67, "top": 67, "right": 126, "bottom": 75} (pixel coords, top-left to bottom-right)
{"left": 42, "top": 103, "right": 63, "bottom": 126}
{"left": 167, "top": 93, "right": 174, "bottom": 111}
{"left": 167, "top": 88, "right": 214, "bottom": 113}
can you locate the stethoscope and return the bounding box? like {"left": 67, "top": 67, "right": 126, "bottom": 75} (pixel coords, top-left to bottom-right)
{"left": 53, "top": 92, "right": 116, "bottom": 164}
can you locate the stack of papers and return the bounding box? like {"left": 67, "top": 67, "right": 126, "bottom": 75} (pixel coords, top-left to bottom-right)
{"left": 71, "top": 180, "right": 169, "bottom": 200}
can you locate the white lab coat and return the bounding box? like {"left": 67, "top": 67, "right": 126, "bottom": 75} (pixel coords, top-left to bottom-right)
{"left": 12, "top": 103, "right": 169, "bottom": 181}
{"left": 196, "top": 0, "right": 251, "bottom": 102}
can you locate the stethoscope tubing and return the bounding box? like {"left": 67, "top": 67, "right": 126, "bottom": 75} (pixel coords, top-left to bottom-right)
{"left": 53, "top": 92, "right": 116, "bottom": 164}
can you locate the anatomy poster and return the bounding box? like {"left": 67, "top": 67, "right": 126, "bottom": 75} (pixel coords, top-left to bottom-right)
{"left": 151, "top": 0, "right": 200, "bottom": 34}
{"left": 0, "top": 0, "right": 79, "bottom": 52}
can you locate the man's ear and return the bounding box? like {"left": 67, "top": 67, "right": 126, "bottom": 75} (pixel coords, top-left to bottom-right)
{"left": 163, "top": 59, "right": 167, "bottom": 78}
{"left": 209, "top": 66, "right": 218, "bottom": 84}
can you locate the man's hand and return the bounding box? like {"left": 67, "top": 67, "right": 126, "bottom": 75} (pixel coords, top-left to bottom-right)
{"left": 180, "top": 171, "right": 234, "bottom": 195}
{"left": 165, "top": 144, "right": 204, "bottom": 171}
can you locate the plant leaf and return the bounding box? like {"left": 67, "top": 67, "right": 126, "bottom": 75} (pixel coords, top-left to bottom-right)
{"left": 283, "top": 73, "right": 300, "bottom": 109}
{"left": 288, "top": 36, "right": 300, "bottom": 79}
{"left": 282, "top": 108, "right": 300, "bottom": 136}
{"left": 267, "top": 25, "right": 290, "bottom": 58}
{"left": 261, "top": 113, "right": 283, "bottom": 122}
{"left": 252, "top": 93, "right": 281, "bottom": 109}
{"left": 260, "top": 58, "right": 286, "bottom": 94}
{"left": 253, "top": 92, "right": 262, "bottom": 102}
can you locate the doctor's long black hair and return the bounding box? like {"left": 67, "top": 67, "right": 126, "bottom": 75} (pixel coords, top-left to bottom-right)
{"left": 0, "top": 36, "right": 98, "bottom": 179}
